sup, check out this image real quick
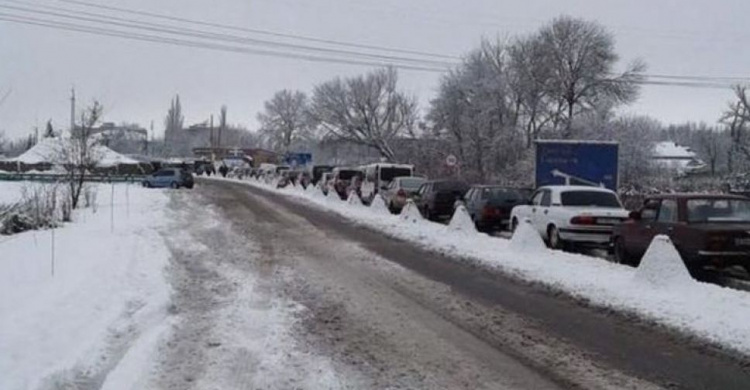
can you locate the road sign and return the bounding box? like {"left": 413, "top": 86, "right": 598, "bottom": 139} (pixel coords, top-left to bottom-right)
{"left": 445, "top": 154, "right": 458, "bottom": 167}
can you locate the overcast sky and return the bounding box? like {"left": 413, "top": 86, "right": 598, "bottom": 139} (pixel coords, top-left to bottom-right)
{"left": 1, "top": 0, "right": 748, "bottom": 139}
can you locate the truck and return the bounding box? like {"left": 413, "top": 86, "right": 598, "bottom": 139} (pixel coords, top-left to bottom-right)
{"left": 535, "top": 140, "right": 619, "bottom": 191}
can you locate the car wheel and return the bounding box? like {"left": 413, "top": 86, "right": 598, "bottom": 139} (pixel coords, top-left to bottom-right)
{"left": 170, "top": 181, "right": 179, "bottom": 189}
{"left": 613, "top": 237, "right": 636, "bottom": 266}
{"left": 142, "top": 181, "right": 150, "bottom": 188}
{"left": 548, "top": 226, "right": 565, "bottom": 251}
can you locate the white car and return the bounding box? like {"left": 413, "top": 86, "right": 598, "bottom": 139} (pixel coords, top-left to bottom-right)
{"left": 510, "top": 185, "right": 629, "bottom": 250}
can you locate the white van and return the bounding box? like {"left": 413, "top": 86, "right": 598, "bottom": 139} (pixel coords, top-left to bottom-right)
{"left": 360, "top": 163, "right": 414, "bottom": 203}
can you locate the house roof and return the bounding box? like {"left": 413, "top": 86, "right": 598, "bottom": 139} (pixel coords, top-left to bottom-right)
{"left": 11, "top": 137, "right": 140, "bottom": 166}
{"left": 653, "top": 141, "right": 696, "bottom": 159}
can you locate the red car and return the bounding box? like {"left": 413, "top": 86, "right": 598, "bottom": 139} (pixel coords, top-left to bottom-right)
{"left": 612, "top": 194, "right": 750, "bottom": 273}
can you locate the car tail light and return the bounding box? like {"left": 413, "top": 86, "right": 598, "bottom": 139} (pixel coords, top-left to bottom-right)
{"left": 397, "top": 189, "right": 406, "bottom": 197}
{"left": 482, "top": 206, "right": 497, "bottom": 217}
{"left": 570, "top": 215, "right": 596, "bottom": 225}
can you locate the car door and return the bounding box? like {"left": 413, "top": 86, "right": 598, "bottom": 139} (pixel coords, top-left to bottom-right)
{"left": 152, "top": 170, "right": 167, "bottom": 187}
{"left": 629, "top": 199, "right": 661, "bottom": 256}
{"left": 536, "top": 189, "right": 553, "bottom": 233}
{"left": 414, "top": 183, "right": 428, "bottom": 209}
{"left": 526, "top": 190, "right": 545, "bottom": 233}
{"left": 463, "top": 189, "right": 475, "bottom": 215}
{"left": 654, "top": 199, "right": 680, "bottom": 245}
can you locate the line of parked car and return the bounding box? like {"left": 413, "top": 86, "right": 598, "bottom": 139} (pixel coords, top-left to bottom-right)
{"left": 303, "top": 163, "right": 750, "bottom": 276}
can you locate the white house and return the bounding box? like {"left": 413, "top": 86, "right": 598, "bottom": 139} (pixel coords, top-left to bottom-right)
{"left": 652, "top": 141, "right": 706, "bottom": 175}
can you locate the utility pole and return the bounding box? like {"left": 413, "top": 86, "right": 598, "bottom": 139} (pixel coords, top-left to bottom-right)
{"left": 70, "top": 87, "right": 76, "bottom": 133}
{"left": 209, "top": 115, "right": 214, "bottom": 161}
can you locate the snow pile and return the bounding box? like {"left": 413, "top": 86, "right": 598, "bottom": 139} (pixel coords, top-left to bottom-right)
{"left": 634, "top": 235, "right": 694, "bottom": 288}
{"left": 211, "top": 176, "right": 750, "bottom": 358}
{"left": 0, "top": 183, "right": 172, "bottom": 390}
{"left": 448, "top": 205, "right": 476, "bottom": 234}
{"left": 369, "top": 194, "right": 389, "bottom": 214}
{"left": 347, "top": 192, "right": 363, "bottom": 206}
{"left": 399, "top": 199, "right": 423, "bottom": 223}
{"left": 509, "top": 219, "right": 548, "bottom": 254}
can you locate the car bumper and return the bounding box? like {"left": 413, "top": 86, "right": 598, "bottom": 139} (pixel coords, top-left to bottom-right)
{"left": 559, "top": 228, "right": 613, "bottom": 245}
{"left": 696, "top": 251, "right": 750, "bottom": 267}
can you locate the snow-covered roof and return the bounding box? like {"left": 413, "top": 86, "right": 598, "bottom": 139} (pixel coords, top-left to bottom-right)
{"left": 653, "top": 141, "right": 696, "bottom": 159}
{"left": 10, "top": 137, "right": 140, "bottom": 166}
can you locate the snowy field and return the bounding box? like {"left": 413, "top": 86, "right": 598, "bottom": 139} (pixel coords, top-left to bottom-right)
{"left": 225, "top": 176, "right": 750, "bottom": 358}
{"left": 0, "top": 182, "right": 172, "bottom": 390}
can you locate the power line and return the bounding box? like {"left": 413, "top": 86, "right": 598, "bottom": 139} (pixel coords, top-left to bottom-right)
{"left": 0, "top": 13, "right": 449, "bottom": 72}
{"left": 0, "top": 2, "right": 745, "bottom": 89}
{"left": 0, "top": 1, "right": 458, "bottom": 68}
{"left": 57, "top": 0, "right": 460, "bottom": 61}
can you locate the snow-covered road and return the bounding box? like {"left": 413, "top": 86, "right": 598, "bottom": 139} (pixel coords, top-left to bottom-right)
{"left": 4, "top": 178, "right": 750, "bottom": 389}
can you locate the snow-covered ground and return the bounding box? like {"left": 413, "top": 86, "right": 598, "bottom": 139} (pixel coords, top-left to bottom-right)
{"left": 0, "top": 182, "right": 172, "bottom": 390}
{"left": 0, "top": 181, "right": 27, "bottom": 205}
{"left": 226, "top": 176, "right": 750, "bottom": 357}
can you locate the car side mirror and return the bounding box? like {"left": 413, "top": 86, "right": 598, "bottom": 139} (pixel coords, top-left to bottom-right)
{"left": 629, "top": 211, "right": 642, "bottom": 221}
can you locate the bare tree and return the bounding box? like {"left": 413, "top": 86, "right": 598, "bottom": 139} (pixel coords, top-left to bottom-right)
{"left": 721, "top": 86, "right": 750, "bottom": 173}
{"left": 311, "top": 67, "right": 417, "bottom": 161}
{"left": 61, "top": 101, "right": 103, "bottom": 210}
{"left": 257, "top": 90, "right": 313, "bottom": 153}
{"left": 537, "top": 16, "right": 645, "bottom": 137}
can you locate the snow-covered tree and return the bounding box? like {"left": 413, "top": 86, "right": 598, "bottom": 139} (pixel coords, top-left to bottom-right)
{"left": 257, "top": 90, "right": 313, "bottom": 153}
{"left": 535, "top": 16, "right": 646, "bottom": 138}
{"left": 311, "top": 67, "right": 417, "bottom": 161}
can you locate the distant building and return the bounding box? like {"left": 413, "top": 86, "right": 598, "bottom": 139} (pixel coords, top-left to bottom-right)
{"left": 71, "top": 122, "right": 148, "bottom": 155}
{"left": 652, "top": 141, "right": 706, "bottom": 175}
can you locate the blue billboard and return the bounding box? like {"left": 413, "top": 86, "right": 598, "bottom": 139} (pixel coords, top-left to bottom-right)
{"left": 284, "top": 152, "right": 313, "bottom": 168}
{"left": 535, "top": 141, "right": 619, "bottom": 191}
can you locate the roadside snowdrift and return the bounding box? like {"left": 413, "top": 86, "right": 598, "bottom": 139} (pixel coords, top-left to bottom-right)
{"left": 0, "top": 183, "right": 172, "bottom": 390}
{"left": 222, "top": 176, "right": 750, "bottom": 357}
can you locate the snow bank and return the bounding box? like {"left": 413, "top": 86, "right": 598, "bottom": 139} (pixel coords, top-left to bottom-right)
{"left": 399, "top": 199, "right": 423, "bottom": 223}
{"left": 448, "top": 205, "right": 477, "bottom": 234}
{"left": 634, "top": 235, "right": 694, "bottom": 288}
{"left": 509, "top": 220, "right": 548, "bottom": 254}
{"left": 0, "top": 183, "right": 172, "bottom": 390}
{"left": 347, "top": 192, "right": 363, "bottom": 206}
{"left": 214, "top": 176, "right": 750, "bottom": 358}
{"left": 369, "top": 194, "right": 389, "bottom": 214}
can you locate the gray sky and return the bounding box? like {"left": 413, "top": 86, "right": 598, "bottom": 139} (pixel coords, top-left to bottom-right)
{"left": 1, "top": 0, "right": 748, "bottom": 139}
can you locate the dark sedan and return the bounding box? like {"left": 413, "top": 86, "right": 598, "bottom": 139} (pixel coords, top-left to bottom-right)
{"left": 414, "top": 180, "right": 469, "bottom": 221}
{"left": 463, "top": 186, "right": 532, "bottom": 231}
{"left": 612, "top": 194, "right": 750, "bottom": 273}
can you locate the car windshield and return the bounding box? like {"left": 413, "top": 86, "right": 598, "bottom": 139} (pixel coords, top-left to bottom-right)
{"left": 487, "top": 188, "right": 525, "bottom": 202}
{"left": 434, "top": 181, "right": 468, "bottom": 192}
{"left": 687, "top": 198, "right": 750, "bottom": 223}
{"left": 561, "top": 191, "right": 621, "bottom": 208}
{"left": 381, "top": 167, "right": 412, "bottom": 182}
{"left": 399, "top": 177, "right": 425, "bottom": 190}
{"left": 338, "top": 170, "right": 358, "bottom": 180}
